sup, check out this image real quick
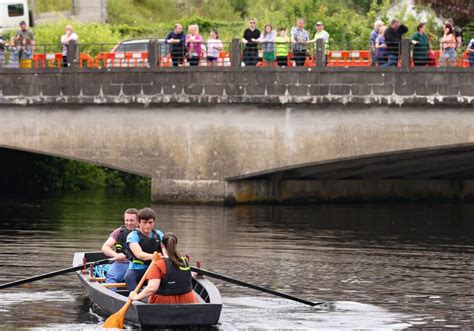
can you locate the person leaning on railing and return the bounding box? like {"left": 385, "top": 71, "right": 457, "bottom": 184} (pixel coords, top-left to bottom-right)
{"left": 370, "top": 20, "right": 384, "bottom": 66}
{"left": 308, "top": 21, "right": 329, "bottom": 66}
{"left": 257, "top": 24, "right": 276, "bottom": 64}
{"left": 242, "top": 18, "right": 261, "bottom": 66}
{"left": 411, "top": 23, "right": 430, "bottom": 66}
{"left": 290, "top": 18, "right": 309, "bottom": 67}
{"left": 61, "top": 24, "right": 78, "bottom": 68}
{"left": 275, "top": 28, "right": 290, "bottom": 67}
{"left": 205, "top": 29, "right": 223, "bottom": 66}
{"left": 384, "top": 19, "right": 408, "bottom": 67}
{"left": 165, "top": 24, "right": 186, "bottom": 67}
{"left": 185, "top": 24, "right": 202, "bottom": 67}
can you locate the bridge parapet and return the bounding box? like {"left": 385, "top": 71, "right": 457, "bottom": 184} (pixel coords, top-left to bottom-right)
{"left": 0, "top": 67, "right": 472, "bottom": 107}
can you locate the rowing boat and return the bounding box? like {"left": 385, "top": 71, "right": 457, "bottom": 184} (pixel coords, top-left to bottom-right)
{"left": 73, "top": 251, "right": 223, "bottom": 327}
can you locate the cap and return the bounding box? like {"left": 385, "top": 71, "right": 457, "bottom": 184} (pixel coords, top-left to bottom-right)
{"left": 316, "top": 21, "right": 324, "bottom": 26}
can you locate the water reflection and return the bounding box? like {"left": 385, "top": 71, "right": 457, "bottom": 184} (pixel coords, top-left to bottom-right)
{"left": 0, "top": 192, "right": 473, "bottom": 329}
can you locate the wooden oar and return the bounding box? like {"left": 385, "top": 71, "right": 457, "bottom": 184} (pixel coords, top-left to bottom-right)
{"left": 191, "top": 266, "right": 324, "bottom": 306}
{"left": 103, "top": 253, "right": 159, "bottom": 329}
{"left": 0, "top": 258, "right": 114, "bottom": 290}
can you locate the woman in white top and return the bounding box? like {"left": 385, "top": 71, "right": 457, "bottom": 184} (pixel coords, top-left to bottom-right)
{"left": 206, "top": 29, "right": 223, "bottom": 66}
{"left": 61, "top": 24, "right": 78, "bottom": 67}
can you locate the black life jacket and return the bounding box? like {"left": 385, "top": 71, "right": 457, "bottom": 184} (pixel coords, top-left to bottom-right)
{"left": 157, "top": 257, "right": 193, "bottom": 296}
{"left": 129, "top": 229, "right": 162, "bottom": 266}
{"left": 114, "top": 225, "right": 132, "bottom": 256}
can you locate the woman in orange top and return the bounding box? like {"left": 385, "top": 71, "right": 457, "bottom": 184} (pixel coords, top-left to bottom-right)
{"left": 129, "top": 232, "right": 198, "bottom": 304}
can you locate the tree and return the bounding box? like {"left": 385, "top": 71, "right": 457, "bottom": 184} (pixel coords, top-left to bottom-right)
{"left": 416, "top": 0, "right": 473, "bottom": 25}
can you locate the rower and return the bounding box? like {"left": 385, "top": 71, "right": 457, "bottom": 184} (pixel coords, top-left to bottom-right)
{"left": 129, "top": 232, "right": 198, "bottom": 304}
{"left": 124, "top": 207, "right": 164, "bottom": 291}
{"left": 101, "top": 208, "right": 139, "bottom": 283}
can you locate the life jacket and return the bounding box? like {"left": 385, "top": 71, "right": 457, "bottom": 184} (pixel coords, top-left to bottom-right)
{"left": 129, "top": 229, "right": 162, "bottom": 266}
{"left": 114, "top": 225, "right": 132, "bottom": 256}
{"left": 157, "top": 257, "right": 193, "bottom": 296}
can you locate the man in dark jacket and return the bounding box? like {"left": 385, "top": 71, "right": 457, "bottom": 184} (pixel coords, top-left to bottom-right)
{"left": 383, "top": 19, "right": 408, "bottom": 67}
{"left": 165, "top": 24, "right": 186, "bottom": 67}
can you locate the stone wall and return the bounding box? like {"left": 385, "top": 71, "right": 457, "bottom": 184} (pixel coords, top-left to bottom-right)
{"left": 0, "top": 67, "right": 472, "bottom": 107}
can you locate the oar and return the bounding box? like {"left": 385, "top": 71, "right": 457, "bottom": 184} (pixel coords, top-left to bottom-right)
{"left": 0, "top": 258, "right": 114, "bottom": 290}
{"left": 191, "top": 266, "right": 324, "bottom": 307}
{"left": 103, "top": 253, "right": 159, "bottom": 329}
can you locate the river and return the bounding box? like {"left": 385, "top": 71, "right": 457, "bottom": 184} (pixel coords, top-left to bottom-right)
{"left": 0, "top": 190, "right": 473, "bottom": 329}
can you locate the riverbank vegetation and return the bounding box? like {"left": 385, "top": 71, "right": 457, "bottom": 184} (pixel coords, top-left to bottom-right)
{"left": 0, "top": 149, "right": 150, "bottom": 195}
{"left": 29, "top": 0, "right": 472, "bottom": 49}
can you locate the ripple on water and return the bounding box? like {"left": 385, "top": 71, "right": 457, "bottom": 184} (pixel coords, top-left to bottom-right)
{"left": 219, "top": 297, "right": 412, "bottom": 330}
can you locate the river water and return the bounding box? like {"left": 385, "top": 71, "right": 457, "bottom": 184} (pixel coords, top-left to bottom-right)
{"left": 0, "top": 191, "right": 473, "bottom": 330}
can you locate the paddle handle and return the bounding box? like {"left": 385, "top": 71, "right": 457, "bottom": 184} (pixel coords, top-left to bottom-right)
{"left": 191, "top": 266, "right": 324, "bottom": 307}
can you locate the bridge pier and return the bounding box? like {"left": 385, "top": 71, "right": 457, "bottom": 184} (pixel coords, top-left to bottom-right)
{"left": 151, "top": 178, "right": 225, "bottom": 204}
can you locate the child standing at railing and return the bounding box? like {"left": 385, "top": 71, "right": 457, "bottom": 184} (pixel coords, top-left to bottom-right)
{"left": 275, "top": 28, "right": 290, "bottom": 66}
{"left": 206, "top": 29, "right": 223, "bottom": 66}
{"left": 258, "top": 24, "right": 276, "bottom": 64}
{"left": 20, "top": 37, "right": 33, "bottom": 68}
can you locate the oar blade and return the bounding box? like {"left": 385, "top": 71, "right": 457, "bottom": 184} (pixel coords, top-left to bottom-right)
{"left": 102, "top": 302, "right": 129, "bottom": 329}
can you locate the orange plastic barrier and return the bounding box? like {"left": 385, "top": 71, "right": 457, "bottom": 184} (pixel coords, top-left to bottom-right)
{"left": 95, "top": 52, "right": 149, "bottom": 68}
{"left": 33, "top": 53, "right": 63, "bottom": 68}
{"left": 328, "top": 50, "right": 371, "bottom": 67}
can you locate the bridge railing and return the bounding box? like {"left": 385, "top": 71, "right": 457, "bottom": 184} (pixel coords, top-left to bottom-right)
{"left": 0, "top": 39, "right": 471, "bottom": 69}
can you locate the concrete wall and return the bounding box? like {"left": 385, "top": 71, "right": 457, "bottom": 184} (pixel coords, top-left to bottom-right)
{"left": 0, "top": 67, "right": 472, "bottom": 107}
{"left": 2, "top": 106, "right": 474, "bottom": 203}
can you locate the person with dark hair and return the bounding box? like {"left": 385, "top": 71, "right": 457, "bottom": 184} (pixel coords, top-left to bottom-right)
{"left": 124, "top": 207, "right": 164, "bottom": 291}
{"left": 101, "top": 208, "right": 139, "bottom": 284}
{"left": 411, "top": 23, "right": 430, "bottom": 66}
{"left": 129, "top": 232, "right": 198, "bottom": 304}
{"left": 206, "top": 29, "right": 223, "bottom": 65}
{"left": 384, "top": 19, "right": 408, "bottom": 66}
{"left": 257, "top": 24, "right": 276, "bottom": 64}
{"left": 15, "top": 21, "right": 34, "bottom": 46}
{"left": 440, "top": 24, "right": 457, "bottom": 67}
{"left": 165, "top": 24, "right": 186, "bottom": 67}
{"left": 242, "top": 19, "right": 261, "bottom": 66}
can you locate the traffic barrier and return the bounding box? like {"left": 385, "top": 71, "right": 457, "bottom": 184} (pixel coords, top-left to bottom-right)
{"left": 327, "top": 50, "right": 371, "bottom": 67}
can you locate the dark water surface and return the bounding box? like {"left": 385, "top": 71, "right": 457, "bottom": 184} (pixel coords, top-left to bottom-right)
{"left": 0, "top": 191, "right": 473, "bottom": 329}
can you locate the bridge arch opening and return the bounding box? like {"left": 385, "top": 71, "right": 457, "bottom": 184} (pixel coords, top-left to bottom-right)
{"left": 0, "top": 147, "right": 151, "bottom": 197}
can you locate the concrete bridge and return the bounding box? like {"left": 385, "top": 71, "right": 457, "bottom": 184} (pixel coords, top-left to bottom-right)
{"left": 0, "top": 67, "right": 473, "bottom": 203}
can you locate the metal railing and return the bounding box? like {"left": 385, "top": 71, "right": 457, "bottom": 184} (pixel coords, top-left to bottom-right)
{"left": 0, "top": 39, "right": 471, "bottom": 69}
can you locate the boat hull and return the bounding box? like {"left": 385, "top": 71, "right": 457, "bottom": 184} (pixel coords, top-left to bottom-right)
{"left": 73, "top": 252, "right": 222, "bottom": 327}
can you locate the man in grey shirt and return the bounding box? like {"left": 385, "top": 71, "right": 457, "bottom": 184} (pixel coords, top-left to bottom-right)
{"left": 15, "top": 21, "right": 34, "bottom": 45}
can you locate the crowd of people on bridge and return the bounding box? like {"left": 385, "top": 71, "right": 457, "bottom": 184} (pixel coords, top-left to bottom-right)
{"left": 0, "top": 18, "right": 473, "bottom": 68}
{"left": 100, "top": 207, "right": 197, "bottom": 305}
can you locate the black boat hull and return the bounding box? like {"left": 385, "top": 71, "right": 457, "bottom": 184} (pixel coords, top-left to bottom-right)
{"left": 73, "top": 252, "right": 222, "bottom": 327}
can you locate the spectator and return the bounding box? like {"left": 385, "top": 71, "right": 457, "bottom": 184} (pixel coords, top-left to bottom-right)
{"left": 15, "top": 21, "right": 34, "bottom": 49}
{"left": 370, "top": 20, "right": 384, "bottom": 66}
{"left": 290, "top": 18, "right": 309, "bottom": 67}
{"left": 20, "top": 37, "right": 33, "bottom": 68}
{"left": 258, "top": 24, "right": 276, "bottom": 64}
{"left": 445, "top": 19, "right": 462, "bottom": 52}
{"left": 165, "top": 23, "right": 186, "bottom": 67}
{"left": 467, "top": 38, "right": 474, "bottom": 67}
{"left": 242, "top": 19, "right": 260, "bottom": 66}
{"left": 309, "top": 21, "right": 330, "bottom": 65}
{"left": 411, "top": 23, "right": 429, "bottom": 66}
{"left": 61, "top": 24, "right": 78, "bottom": 68}
{"left": 185, "top": 24, "right": 202, "bottom": 66}
{"left": 376, "top": 26, "right": 387, "bottom": 66}
{"left": 275, "top": 28, "right": 290, "bottom": 66}
{"left": 384, "top": 19, "right": 408, "bottom": 66}
{"left": 440, "top": 24, "right": 457, "bottom": 67}
{"left": 0, "top": 36, "right": 6, "bottom": 68}
{"left": 206, "top": 29, "right": 223, "bottom": 66}
{"left": 8, "top": 36, "right": 21, "bottom": 68}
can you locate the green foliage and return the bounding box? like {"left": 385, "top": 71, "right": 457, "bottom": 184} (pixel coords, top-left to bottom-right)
{"left": 30, "top": 0, "right": 72, "bottom": 13}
